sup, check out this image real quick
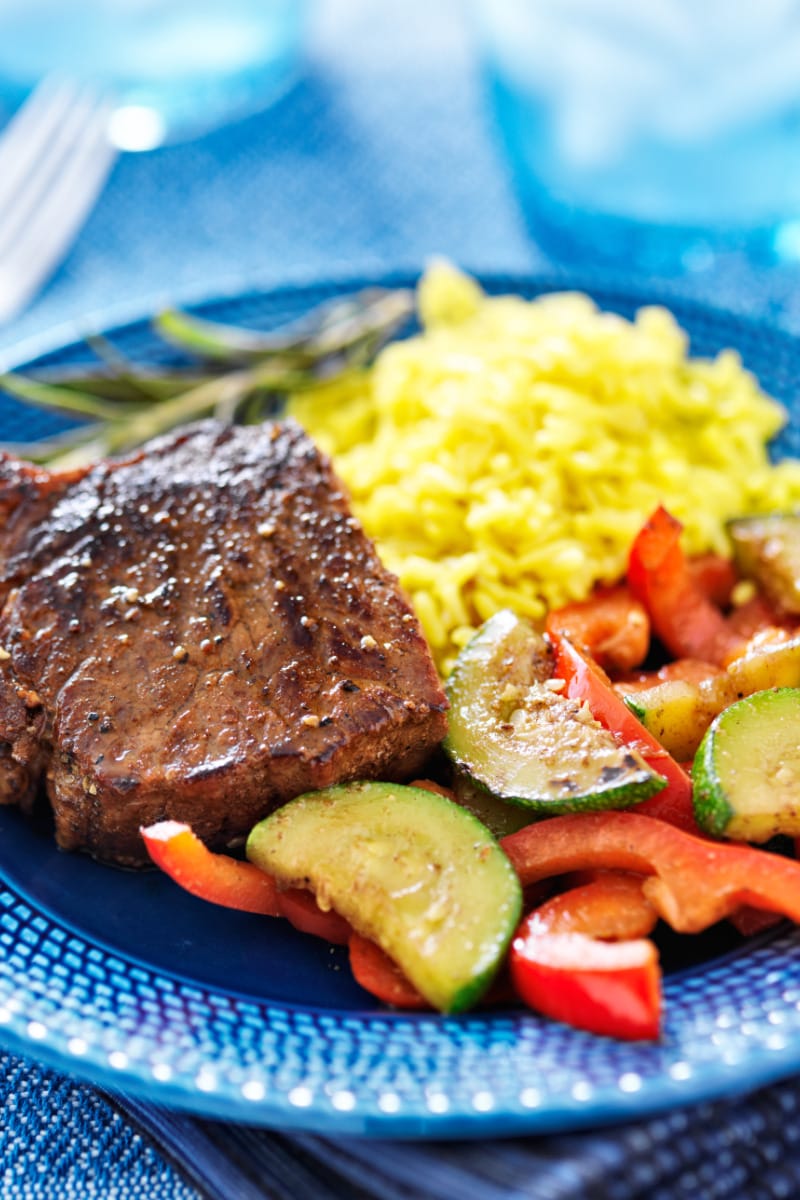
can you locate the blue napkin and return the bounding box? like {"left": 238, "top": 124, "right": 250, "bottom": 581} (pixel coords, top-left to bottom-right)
{"left": 111, "top": 1076, "right": 800, "bottom": 1198}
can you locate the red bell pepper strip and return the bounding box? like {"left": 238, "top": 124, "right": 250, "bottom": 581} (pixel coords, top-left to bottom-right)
{"left": 141, "top": 821, "right": 282, "bottom": 916}
{"left": 545, "top": 585, "right": 650, "bottom": 674}
{"left": 502, "top": 810, "right": 800, "bottom": 933}
{"left": 549, "top": 629, "right": 698, "bottom": 833}
{"left": 727, "top": 593, "right": 796, "bottom": 640}
{"left": 687, "top": 553, "right": 738, "bottom": 608}
{"left": 728, "top": 906, "right": 784, "bottom": 938}
{"left": 510, "top": 873, "right": 660, "bottom": 1040}
{"left": 627, "top": 506, "right": 744, "bottom": 666}
{"left": 511, "top": 933, "right": 660, "bottom": 1041}
{"left": 524, "top": 870, "right": 658, "bottom": 940}
{"left": 348, "top": 934, "right": 517, "bottom": 1010}
{"left": 348, "top": 933, "right": 430, "bottom": 1009}
{"left": 278, "top": 887, "right": 353, "bottom": 944}
{"left": 142, "top": 820, "right": 356, "bottom": 940}
{"left": 409, "top": 778, "right": 458, "bottom": 801}
{"left": 615, "top": 657, "right": 724, "bottom": 692}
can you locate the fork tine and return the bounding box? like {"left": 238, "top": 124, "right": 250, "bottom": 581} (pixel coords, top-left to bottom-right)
{"left": 0, "top": 78, "right": 85, "bottom": 211}
{"left": 3, "top": 110, "right": 115, "bottom": 264}
{"left": 0, "top": 87, "right": 112, "bottom": 259}
{"left": 0, "top": 86, "right": 116, "bottom": 323}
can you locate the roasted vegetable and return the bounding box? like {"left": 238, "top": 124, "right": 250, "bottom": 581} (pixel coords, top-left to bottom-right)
{"left": 509, "top": 873, "right": 660, "bottom": 1041}
{"left": 444, "top": 610, "right": 665, "bottom": 815}
{"left": 502, "top": 810, "right": 800, "bottom": 932}
{"left": 728, "top": 513, "right": 800, "bottom": 616}
{"left": 549, "top": 630, "right": 697, "bottom": 832}
{"left": 693, "top": 688, "right": 800, "bottom": 842}
{"left": 628, "top": 505, "right": 744, "bottom": 665}
{"left": 141, "top": 821, "right": 281, "bottom": 915}
{"left": 621, "top": 676, "right": 737, "bottom": 762}
{"left": 246, "top": 781, "right": 522, "bottom": 1013}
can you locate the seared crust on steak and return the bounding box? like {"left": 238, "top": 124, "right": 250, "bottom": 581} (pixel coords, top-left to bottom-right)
{"left": 0, "top": 421, "right": 448, "bottom": 864}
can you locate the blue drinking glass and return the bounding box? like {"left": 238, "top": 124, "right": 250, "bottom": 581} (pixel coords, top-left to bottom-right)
{"left": 0, "top": 0, "right": 308, "bottom": 150}
{"left": 474, "top": 0, "right": 800, "bottom": 272}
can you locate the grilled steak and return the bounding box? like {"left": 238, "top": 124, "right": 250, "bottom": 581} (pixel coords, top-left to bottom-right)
{"left": 0, "top": 420, "right": 448, "bottom": 864}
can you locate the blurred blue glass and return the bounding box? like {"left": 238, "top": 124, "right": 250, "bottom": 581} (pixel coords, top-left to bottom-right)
{"left": 474, "top": 0, "right": 800, "bottom": 273}
{"left": 0, "top": 0, "right": 308, "bottom": 150}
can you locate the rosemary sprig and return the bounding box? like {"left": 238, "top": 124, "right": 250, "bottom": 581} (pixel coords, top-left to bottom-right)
{"left": 154, "top": 287, "right": 413, "bottom": 366}
{"left": 0, "top": 286, "right": 414, "bottom": 468}
{"left": 0, "top": 372, "right": 133, "bottom": 421}
{"left": 31, "top": 371, "right": 209, "bottom": 403}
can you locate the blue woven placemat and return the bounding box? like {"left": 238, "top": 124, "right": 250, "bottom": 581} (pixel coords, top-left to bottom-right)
{"left": 0, "top": 1055, "right": 196, "bottom": 1199}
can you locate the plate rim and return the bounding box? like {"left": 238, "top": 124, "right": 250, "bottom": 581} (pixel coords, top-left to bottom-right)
{"left": 1, "top": 266, "right": 798, "bottom": 377}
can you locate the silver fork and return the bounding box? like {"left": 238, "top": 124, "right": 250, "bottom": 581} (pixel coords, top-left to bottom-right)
{"left": 0, "top": 77, "right": 117, "bottom": 324}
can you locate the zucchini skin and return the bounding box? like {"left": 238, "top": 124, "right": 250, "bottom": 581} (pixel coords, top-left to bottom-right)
{"left": 692, "top": 728, "right": 734, "bottom": 839}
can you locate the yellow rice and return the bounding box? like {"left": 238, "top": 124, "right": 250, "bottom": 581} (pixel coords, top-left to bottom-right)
{"left": 287, "top": 262, "right": 800, "bottom": 675}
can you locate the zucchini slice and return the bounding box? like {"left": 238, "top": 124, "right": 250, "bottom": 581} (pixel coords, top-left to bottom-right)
{"left": 693, "top": 687, "right": 800, "bottom": 841}
{"left": 623, "top": 680, "right": 709, "bottom": 762}
{"left": 727, "top": 634, "right": 800, "bottom": 693}
{"left": 621, "top": 674, "right": 737, "bottom": 762}
{"left": 728, "top": 513, "right": 800, "bottom": 615}
{"left": 246, "top": 780, "right": 522, "bottom": 1013}
{"left": 451, "top": 769, "right": 538, "bottom": 838}
{"left": 443, "top": 610, "right": 665, "bottom": 814}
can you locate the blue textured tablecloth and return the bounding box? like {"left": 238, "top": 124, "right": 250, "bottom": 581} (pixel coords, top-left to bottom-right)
{"left": 4, "top": 2, "right": 800, "bottom": 1196}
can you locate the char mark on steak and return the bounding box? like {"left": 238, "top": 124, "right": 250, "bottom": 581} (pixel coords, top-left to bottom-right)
{"left": 0, "top": 420, "right": 448, "bottom": 865}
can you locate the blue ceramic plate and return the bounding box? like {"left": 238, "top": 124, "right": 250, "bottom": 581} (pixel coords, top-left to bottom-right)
{"left": 1, "top": 276, "right": 800, "bottom": 1138}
